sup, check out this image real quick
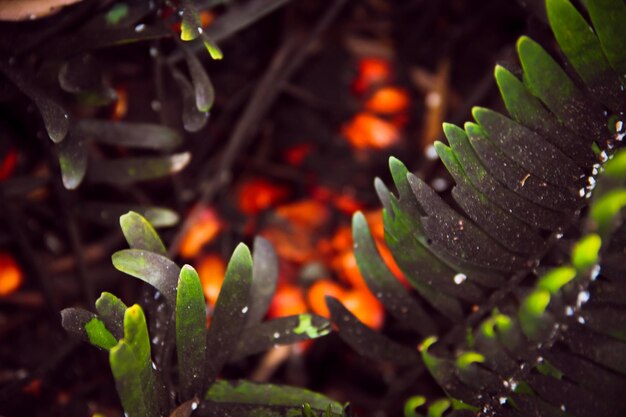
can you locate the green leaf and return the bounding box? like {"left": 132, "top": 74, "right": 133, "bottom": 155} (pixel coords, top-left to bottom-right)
{"left": 517, "top": 36, "right": 604, "bottom": 142}
{"left": 88, "top": 153, "right": 191, "bottom": 186}
{"left": 202, "top": 36, "right": 224, "bottom": 60}
{"left": 572, "top": 234, "right": 602, "bottom": 271}
{"left": 181, "top": 0, "right": 202, "bottom": 41}
{"left": 591, "top": 189, "right": 626, "bottom": 234}
{"left": 58, "top": 130, "right": 87, "bottom": 189}
{"left": 75, "top": 119, "right": 182, "bottom": 150}
{"left": 205, "top": 380, "right": 343, "bottom": 415}
{"left": 233, "top": 314, "right": 331, "bottom": 361}
{"left": 537, "top": 267, "right": 577, "bottom": 294}
{"left": 85, "top": 317, "right": 118, "bottom": 350}
{"left": 119, "top": 211, "right": 167, "bottom": 257}
{"left": 205, "top": 243, "right": 253, "bottom": 384}
{"left": 61, "top": 308, "right": 117, "bottom": 349}
{"left": 586, "top": 0, "right": 626, "bottom": 76}
{"left": 176, "top": 265, "right": 208, "bottom": 399}
{"left": 95, "top": 292, "right": 127, "bottom": 340}
{"left": 111, "top": 249, "right": 180, "bottom": 303}
{"left": 246, "top": 236, "right": 279, "bottom": 327}
{"left": 123, "top": 304, "right": 166, "bottom": 417}
{"left": 518, "top": 289, "right": 552, "bottom": 340}
{"left": 455, "top": 352, "right": 485, "bottom": 370}
{"left": 352, "top": 211, "right": 436, "bottom": 336}
{"left": 326, "top": 296, "right": 421, "bottom": 365}
{"left": 110, "top": 340, "right": 150, "bottom": 417}
{"left": 403, "top": 396, "right": 426, "bottom": 417}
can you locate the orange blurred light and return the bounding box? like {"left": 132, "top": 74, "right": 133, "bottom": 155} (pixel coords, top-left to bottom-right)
{"left": 364, "top": 87, "right": 410, "bottom": 115}
{"left": 352, "top": 57, "right": 392, "bottom": 95}
{"left": 332, "top": 250, "right": 367, "bottom": 289}
{"left": 274, "top": 199, "right": 329, "bottom": 229}
{"left": 342, "top": 289, "right": 384, "bottom": 330}
{"left": 0, "top": 149, "right": 17, "bottom": 181}
{"left": 22, "top": 378, "right": 41, "bottom": 396}
{"left": 111, "top": 86, "right": 128, "bottom": 121}
{"left": 237, "top": 178, "right": 289, "bottom": 215}
{"left": 0, "top": 253, "right": 23, "bottom": 296}
{"left": 196, "top": 254, "right": 225, "bottom": 306}
{"left": 306, "top": 279, "right": 345, "bottom": 318}
{"left": 268, "top": 284, "right": 308, "bottom": 318}
{"left": 179, "top": 207, "right": 222, "bottom": 258}
{"left": 342, "top": 112, "right": 400, "bottom": 150}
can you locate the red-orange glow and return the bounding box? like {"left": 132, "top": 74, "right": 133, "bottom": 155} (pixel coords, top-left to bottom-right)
{"left": 332, "top": 250, "right": 367, "bottom": 289}
{"left": 342, "top": 289, "right": 384, "bottom": 330}
{"left": 364, "top": 87, "right": 410, "bottom": 114}
{"left": 237, "top": 179, "right": 290, "bottom": 215}
{"left": 330, "top": 226, "right": 352, "bottom": 253}
{"left": 333, "top": 193, "right": 363, "bottom": 215}
{"left": 112, "top": 86, "right": 128, "bottom": 121}
{"left": 341, "top": 113, "right": 400, "bottom": 150}
{"left": 274, "top": 200, "right": 330, "bottom": 229}
{"left": 179, "top": 207, "right": 222, "bottom": 258}
{"left": 352, "top": 57, "right": 392, "bottom": 95}
{"left": 196, "top": 254, "right": 225, "bottom": 306}
{"left": 283, "top": 143, "right": 313, "bottom": 166}
{"left": 376, "top": 239, "right": 409, "bottom": 288}
{"left": 268, "top": 284, "right": 308, "bottom": 318}
{"left": 0, "top": 149, "right": 17, "bottom": 181}
{"left": 0, "top": 253, "right": 23, "bottom": 296}
{"left": 364, "top": 211, "right": 385, "bottom": 240}
{"left": 307, "top": 279, "right": 345, "bottom": 318}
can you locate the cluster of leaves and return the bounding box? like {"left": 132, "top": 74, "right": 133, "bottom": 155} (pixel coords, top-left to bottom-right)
{"left": 0, "top": 0, "right": 286, "bottom": 215}
{"left": 330, "top": 0, "right": 626, "bottom": 415}
{"left": 61, "top": 211, "right": 347, "bottom": 417}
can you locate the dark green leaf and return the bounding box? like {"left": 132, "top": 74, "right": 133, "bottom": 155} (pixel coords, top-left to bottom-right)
{"left": 111, "top": 249, "right": 180, "bottom": 304}
{"left": 246, "top": 236, "right": 279, "bottom": 327}
{"left": 95, "top": 292, "right": 127, "bottom": 340}
{"left": 205, "top": 380, "right": 343, "bottom": 414}
{"left": 61, "top": 307, "right": 116, "bottom": 349}
{"left": 58, "top": 54, "right": 117, "bottom": 105}
{"left": 119, "top": 211, "right": 167, "bottom": 257}
{"left": 464, "top": 121, "right": 580, "bottom": 212}
{"left": 233, "top": 314, "right": 331, "bottom": 361}
{"left": 436, "top": 141, "right": 545, "bottom": 255}
{"left": 87, "top": 152, "right": 190, "bottom": 185}
{"left": 517, "top": 36, "right": 605, "bottom": 144}
{"left": 585, "top": 0, "right": 626, "bottom": 78}
{"left": 183, "top": 46, "right": 215, "bottom": 112}
{"left": 58, "top": 130, "right": 87, "bottom": 190}
{"left": 471, "top": 107, "right": 584, "bottom": 188}
{"left": 0, "top": 61, "right": 70, "bottom": 143}
{"left": 176, "top": 265, "right": 208, "bottom": 399}
{"left": 171, "top": 68, "right": 209, "bottom": 133}
{"left": 76, "top": 119, "right": 182, "bottom": 150}
{"left": 547, "top": 0, "right": 624, "bottom": 111}
{"left": 326, "top": 297, "right": 421, "bottom": 365}
{"left": 353, "top": 211, "right": 437, "bottom": 336}
{"left": 494, "top": 65, "right": 597, "bottom": 168}
{"left": 444, "top": 123, "right": 566, "bottom": 231}
{"left": 408, "top": 174, "right": 525, "bottom": 272}
{"left": 205, "top": 243, "right": 253, "bottom": 384}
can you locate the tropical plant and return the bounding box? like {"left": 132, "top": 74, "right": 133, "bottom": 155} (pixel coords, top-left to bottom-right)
{"left": 331, "top": 0, "right": 626, "bottom": 415}
{"left": 61, "top": 211, "right": 346, "bottom": 417}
